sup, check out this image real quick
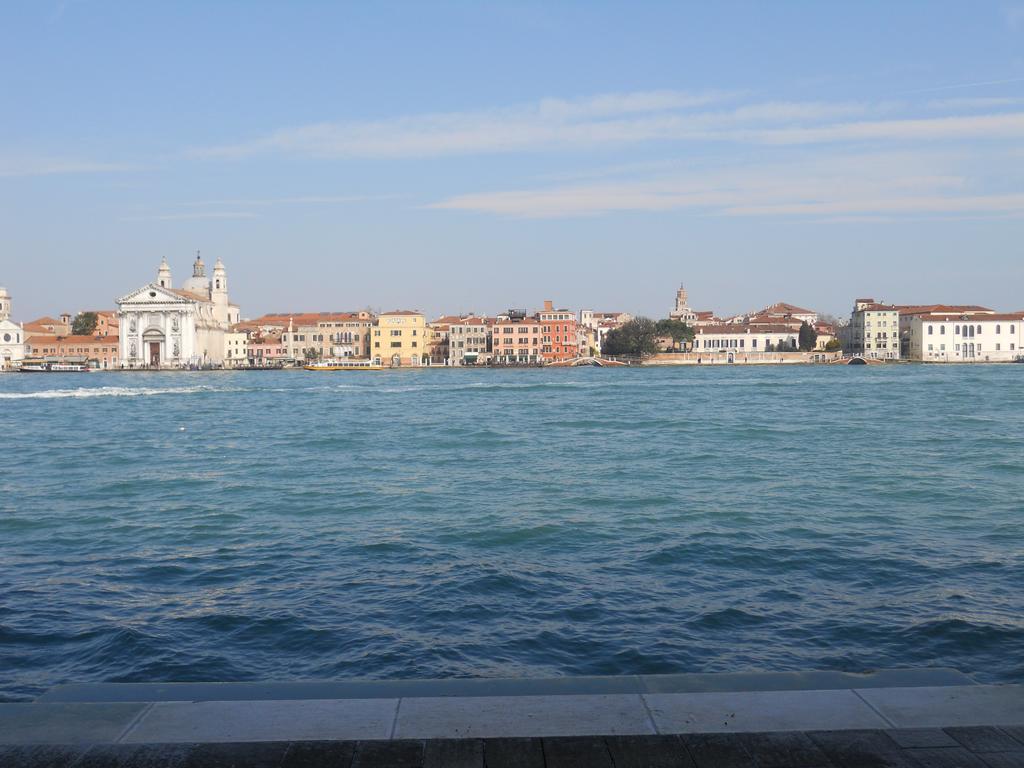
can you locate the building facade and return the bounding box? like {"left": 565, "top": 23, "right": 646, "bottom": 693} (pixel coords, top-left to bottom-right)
{"left": 448, "top": 317, "right": 492, "bottom": 366}
{"left": 904, "top": 312, "right": 1023, "bottom": 362}
{"left": 117, "top": 254, "right": 240, "bottom": 368}
{"left": 491, "top": 310, "right": 542, "bottom": 364}
{"left": 0, "top": 287, "right": 25, "bottom": 371}
{"left": 372, "top": 310, "right": 428, "bottom": 366}
{"left": 692, "top": 323, "right": 800, "bottom": 357}
{"left": 840, "top": 299, "right": 900, "bottom": 359}
{"left": 26, "top": 334, "right": 121, "bottom": 369}
{"left": 538, "top": 300, "right": 579, "bottom": 362}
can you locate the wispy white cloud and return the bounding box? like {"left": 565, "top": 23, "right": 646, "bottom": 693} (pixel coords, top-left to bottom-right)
{"left": 181, "top": 195, "right": 394, "bottom": 206}
{"left": 0, "top": 157, "right": 142, "bottom": 178}
{"left": 926, "top": 96, "right": 1024, "bottom": 110}
{"left": 120, "top": 212, "right": 257, "bottom": 221}
{"left": 187, "top": 88, "right": 1024, "bottom": 160}
{"left": 429, "top": 151, "right": 1023, "bottom": 220}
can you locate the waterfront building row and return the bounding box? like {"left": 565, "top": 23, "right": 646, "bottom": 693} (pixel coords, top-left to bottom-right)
{"left": 4, "top": 267, "right": 1022, "bottom": 369}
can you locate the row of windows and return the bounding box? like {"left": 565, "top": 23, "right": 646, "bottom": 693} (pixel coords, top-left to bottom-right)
{"left": 375, "top": 341, "right": 418, "bottom": 348}
{"left": 928, "top": 324, "right": 1016, "bottom": 335}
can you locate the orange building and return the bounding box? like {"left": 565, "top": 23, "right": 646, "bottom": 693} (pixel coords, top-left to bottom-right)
{"left": 538, "top": 300, "right": 579, "bottom": 362}
{"left": 26, "top": 334, "right": 121, "bottom": 369}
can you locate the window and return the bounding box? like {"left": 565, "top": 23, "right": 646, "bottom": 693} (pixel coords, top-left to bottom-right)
{"left": 997, "top": 325, "right": 1001, "bottom": 334}
{"left": 928, "top": 326, "right": 933, "bottom": 335}
{"left": 955, "top": 325, "right": 960, "bottom": 335}
{"left": 390, "top": 341, "right": 401, "bottom": 348}
{"left": 940, "top": 326, "right": 946, "bottom": 335}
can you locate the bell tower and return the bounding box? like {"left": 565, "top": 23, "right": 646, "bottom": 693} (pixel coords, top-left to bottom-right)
{"left": 156, "top": 257, "right": 172, "bottom": 289}
{"left": 0, "top": 286, "right": 10, "bottom": 321}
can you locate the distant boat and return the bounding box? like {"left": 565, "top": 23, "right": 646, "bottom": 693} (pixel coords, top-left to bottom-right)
{"left": 20, "top": 359, "right": 92, "bottom": 373}
{"left": 304, "top": 359, "right": 384, "bottom": 371}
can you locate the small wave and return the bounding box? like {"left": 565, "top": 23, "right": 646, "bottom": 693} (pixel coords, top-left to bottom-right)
{"left": 0, "top": 386, "right": 228, "bottom": 400}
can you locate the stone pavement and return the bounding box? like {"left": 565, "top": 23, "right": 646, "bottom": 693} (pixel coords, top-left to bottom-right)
{"left": 3, "top": 728, "right": 1024, "bottom": 767}
{"left": 2, "top": 672, "right": 1022, "bottom": 766}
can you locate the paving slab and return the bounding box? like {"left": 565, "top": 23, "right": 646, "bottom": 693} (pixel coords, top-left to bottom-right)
{"left": 902, "top": 747, "right": 990, "bottom": 767}
{"left": 542, "top": 736, "right": 614, "bottom": 768}
{"left": 481, "top": 737, "right": 545, "bottom": 768}
{"left": 886, "top": 728, "right": 961, "bottom": 749}
{"left": 179, "top": 741, "right": 292, "bottom": 768}
{"left": 123, "top": 699, "right": 398, "bottom": 744}
{"left": 605, "top": 734, "right": 695, "bottom": 768}
{"left": 37, "top": 669, "right": 971, "bottom": 704}
{"left": 422, "top": 738, "right": 483, "bottom": 768}
{"left": 977, "top": 753, "right": 1024, "bottom": 768}
{"left": 733, "top": 732, "right": 833, "bottom": 768}
{"left": 74, "top": 742, "right": 196, "bottom": 767}
{"left": 807, "top": 730, "right": 918, "bottom": 768}
{"left": 858, "top": 686, "right": 1024, "bottom": 728}
{"left": 640, "top": 669, "right": 974, "bottom": 695}
{"left": 0, "top": 743, "right": 89, "bottom": 767}
{"left": 644, "top": 689, "right": 889, "bottom": 734}
{"left": 350, "top": 739, "right": 424, "bottom": 768}
{"left": 680, "top": 733, "right": 756, "bottom": 768}
{"left": 279, "top": 740, "right": 356, "bottom": 767}
{"left": 393, "top": 693, "right": 654, "bottom": 739}
{"left": 945, "top": 727, "right": 1024, "bottom": 753}
{"left": 0, "top": 702, "right": 148, "bottom": 745}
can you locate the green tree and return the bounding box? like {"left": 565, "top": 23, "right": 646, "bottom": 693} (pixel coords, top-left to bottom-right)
{"left": 601, "top": 317, "right": 660, "bottom": 357}
{"left": 71, "top": 311, "right": 98, "bottom": 336}
{"left": 824, "top": 338, "right": 842, "bottom": 352}
{"left": 798, "top": 321, "right": 818, "bottom": 352}
{"left": 304, "top": 347, "right": 321, "bottom": 361}
{"left": 655, "top": 318, "right": 695, "bottom": 349}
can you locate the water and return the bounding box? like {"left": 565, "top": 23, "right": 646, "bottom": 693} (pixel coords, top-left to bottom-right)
{"left": 1, "top": 365, "right": 1022, "bottom": 702}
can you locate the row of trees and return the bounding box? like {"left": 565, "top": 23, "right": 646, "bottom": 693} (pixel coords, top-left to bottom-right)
{"left": 601, "top": 317, "right": 696, "bottom": 357}
{"left": 602, "top": 318, "right": 837, "bottom": 357}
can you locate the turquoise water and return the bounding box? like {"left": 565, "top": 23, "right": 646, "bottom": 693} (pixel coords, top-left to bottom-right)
{"left": 1, "top": 366, "right": 1022, "bottom": 701}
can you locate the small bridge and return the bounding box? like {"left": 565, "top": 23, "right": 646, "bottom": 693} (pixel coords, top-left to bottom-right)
{"left": 546, "top": 356, "right": 630, "bottom": 367}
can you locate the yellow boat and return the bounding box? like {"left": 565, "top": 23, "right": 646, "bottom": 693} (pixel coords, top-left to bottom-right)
{"left": 304, "top": 359, "right": 385, "bottom": 371}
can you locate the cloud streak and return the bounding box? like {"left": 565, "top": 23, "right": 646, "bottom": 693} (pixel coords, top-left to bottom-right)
{"left": 429, "top": 151, "right": 1024, "bottom": 220}
{"left": 186, "top": 88, "right": 1024, "bottom": 161}
{"left": 0, "top": 157, "right": 142, "bottom": 178}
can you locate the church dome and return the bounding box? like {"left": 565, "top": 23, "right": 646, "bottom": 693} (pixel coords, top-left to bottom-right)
{"left": 181, "top": 253, "right": 210, "bottom": 297}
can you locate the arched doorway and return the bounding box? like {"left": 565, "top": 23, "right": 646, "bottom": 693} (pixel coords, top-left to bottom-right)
{"left": 142, "top": 328, "right": 165, "bottom": 367}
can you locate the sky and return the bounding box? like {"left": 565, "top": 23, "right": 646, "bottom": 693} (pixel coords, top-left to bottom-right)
{"left": 2, "top": 1, "right": 1023, "bottom": 321}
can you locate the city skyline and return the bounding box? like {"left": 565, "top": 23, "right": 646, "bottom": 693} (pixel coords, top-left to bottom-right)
{"left": 3, "top": 2, "right": 1024, "bottom": 320}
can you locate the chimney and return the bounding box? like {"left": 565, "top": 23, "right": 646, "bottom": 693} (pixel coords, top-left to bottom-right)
{"left": 543, "top": 300, "right": 553, "bottom": 312}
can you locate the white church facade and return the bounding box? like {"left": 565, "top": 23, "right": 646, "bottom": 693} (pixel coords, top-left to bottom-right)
{"left": 117, "top": 254, "right": 240, "bottom": 369}
{"left": 0, "top": 286, "right": 26, "bottom": 371}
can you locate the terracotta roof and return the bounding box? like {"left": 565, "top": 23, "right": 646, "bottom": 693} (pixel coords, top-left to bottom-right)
{"left": 28, "top": 334, "right": 120, "bottom": 345}
{"left": 167, "top": 288, "right": 210, "bottom": 302}
{"left": 451, "top": 316, "right": 490, "bottom": 326}
{"left": 236, "top": 312, "right": 370, "bottom": 330}
{"left": 857, "top": 303, "right": 897, "bottom": 312}
{"left": 894, "top": 304, "right": 994, "bottom": 316}
{"left": 761, "top": 302, "right": 816, "bottom": 315}
{"left": 695, "top": 323, "right": 797, "bottom": 335}
{"left": 917, "top": 313, "right": 1024, "bottom": 322}
{"left": 380, "top": 310, "right": 424, "bottom": 316}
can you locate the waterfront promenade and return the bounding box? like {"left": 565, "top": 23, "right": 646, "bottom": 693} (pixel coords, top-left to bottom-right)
{"left": 3, "top": 671, "right": 1024, "bottom": 766}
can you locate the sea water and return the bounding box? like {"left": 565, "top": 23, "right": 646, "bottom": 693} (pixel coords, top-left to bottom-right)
{"left": 0, "top": 365, "right": 1022, "bottom": 701}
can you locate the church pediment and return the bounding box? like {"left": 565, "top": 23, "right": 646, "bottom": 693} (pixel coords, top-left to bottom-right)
{"left": 117, "top": 283, "right": 193, "bottom": 306}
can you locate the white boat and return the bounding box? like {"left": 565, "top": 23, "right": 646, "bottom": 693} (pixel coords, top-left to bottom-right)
{"left": 19, "top": 359, "right": 92, "bottom": 372}
{"left": 304, "top": 359, "right": 384, "bottom": 371}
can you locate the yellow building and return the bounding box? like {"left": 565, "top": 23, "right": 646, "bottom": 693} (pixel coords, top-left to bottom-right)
{"left": 372, "top": 310, "right": 429, "bottom": 367}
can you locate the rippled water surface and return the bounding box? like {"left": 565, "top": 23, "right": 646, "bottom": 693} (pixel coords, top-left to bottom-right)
{"left": 1, "top": 366, "right": 1023, "bottom": 701}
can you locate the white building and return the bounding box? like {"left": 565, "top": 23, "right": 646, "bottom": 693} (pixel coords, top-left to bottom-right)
{"left": 117, "top": 254, "right": 240, "bottom": 369}
{"left": 692, "top": 323, "right": 799, "bottom": 358}
{"left": 448, "top": 317, "right": 491, "bottom": 366}
{"left": 224, "top": 330, "right": 249, "bottom": 368}
{"left": 905, "top": 313, "right": 1023, "bottom": 362}
{"left": 0, "top": 286, "right": 26, "bottom": 371}
{"left": 840, "top": 298, "right": 900, "bottom": 359}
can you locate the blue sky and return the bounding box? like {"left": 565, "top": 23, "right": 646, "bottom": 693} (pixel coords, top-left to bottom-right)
{"left": 2, "top": 1, "right": 1023, "bottom": 321}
